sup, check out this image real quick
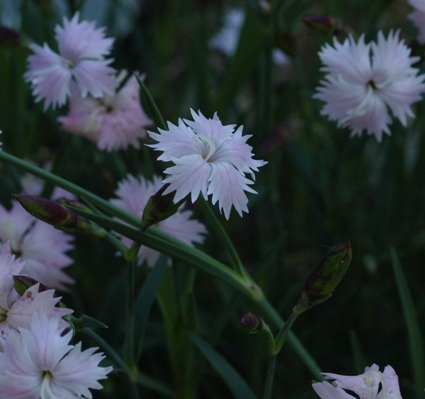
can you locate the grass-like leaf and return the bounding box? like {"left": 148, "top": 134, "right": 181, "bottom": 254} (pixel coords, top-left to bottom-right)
{"left": 188, "top": 331, "right": 257, "bottom": 399}
{"left": 391, "top": 248, "right": 425, "bottom": 399}
{"left": 134, "top": 255, "right": 168, "bottom": 362}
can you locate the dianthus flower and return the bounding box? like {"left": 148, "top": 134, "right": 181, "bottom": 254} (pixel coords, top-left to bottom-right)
{"left": 0, "top": 242, "right": 72, "bottom": 347}
{"left": 314, "top": 30, "right": 425, "bottom": 142}
{"left": 148, "top": 109, "right": 267, "bottom": 219}
{"left": 58, "top": 74, "right": 152, "bottom": 151}
{"left": 0, "top": 310, "right": 112, "bottom": 398}
{"left": 0, "top": 200, "right": 74, "bottom": 290}
{"left": 408, "top": 0, "right": 425, "bottom": 43}
{"left": 24, "top": 12, "right": 117, "bottom": 110}
{"left": 110, "top": 174, "right": 207, "bottom": 266}
{"left": 312, "top": 364, "right": 402, "bottom": 399}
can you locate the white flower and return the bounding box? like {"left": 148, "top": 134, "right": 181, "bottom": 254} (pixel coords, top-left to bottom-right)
{"left": 0, "top": 201, "right": 74, "bottom": 290}
{"left": 110, "top": 174, "right": 206, "bottom": 266}
{"left": 312, "top": 364, "right": 402, "bottom": 399}
{"left": 314, "top": 30, "right": 425, "bottom": 141}
{"left": 58, "top": 74, "right": 152, "bottom": 151}
{"left": 0, "top": 310, "right": 112, "bottom": 398}
{"left": 408, "top": 0, "right": 425, "bottom": 43}
{"left": 24, "top": 12, "right": 117, "bottom": 110}
{"left": 0, "top": 242, "right": 72, "bottom": 349}
{"left": 148, "top": 109, "right": 267, "bottom": 219}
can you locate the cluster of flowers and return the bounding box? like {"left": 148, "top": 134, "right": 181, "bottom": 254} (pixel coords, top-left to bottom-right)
{"left": 0, "top": 242, "right": 111, "bottom": 397}
{"left": 17, "top": 6, "right": 415, "bottom": 397}
{"left": 315, "top": 0, "right": 425, "bottom": 141}
{"left": 24, "top": 13, "right": 266, "bottom": 221}
{"left": 25, "top": 12, "right": 151, "bottom": 151}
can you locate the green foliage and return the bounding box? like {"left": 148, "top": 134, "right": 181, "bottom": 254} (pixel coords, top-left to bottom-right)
{"left": 1, "top": 0, "right": 425, "bottom": 398}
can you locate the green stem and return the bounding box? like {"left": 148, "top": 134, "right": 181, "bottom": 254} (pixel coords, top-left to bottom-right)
{"left": 257, "top": 296, "right": 322, "bottom": 380}
{"left": 197, "top": 196, "right": 248, "bottom": 278}
{"left": 123, "top": 259, "right": 137, "bottom": 367}
{"left": 0, "top": 151, "right": 322, "bottom": 380}
{"left": 82, "top": 327, "right": 129, "bottom": 373}
{"left": 262, "top": 355, "right": 277, "bottom": 399}
{"left": 103, "top": 231, "right": 132, "bottom": 260}
{"left": 273, "top": 308, "right": 300, "bottom": 355}
{"left": 0, "top": 151, "right": 141, "bottom": 228}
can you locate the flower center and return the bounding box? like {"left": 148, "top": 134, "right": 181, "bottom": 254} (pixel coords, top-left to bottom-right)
{"left": 192, "top": 134, "right": 216, "bottom": 162}
{"left": 0, "top": 307, "right": 8, "bottom": 323}
{"left": 363, "top": 370, "right": 386, "bottom": 399}
{"left": 40, "top": 371, "right": 64, "bottom": 399}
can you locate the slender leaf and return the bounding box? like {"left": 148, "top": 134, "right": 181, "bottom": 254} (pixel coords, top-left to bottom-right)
{"left": 188, "top": 331, "right": 257, "bottom": 399}
{"left": 134, "top": 73, "right": 167, "bottom": 130}
{"left": 137, "top": 372, "right": 176, "bottom": 398}
{"left": 134, "top": 255, "right": 168, "bottom": 361}
{"left": 349, "top": 330, "right": 367, "bottom": 374}
{"left": 390, "top": 248, "right": 425, "bottom": 399}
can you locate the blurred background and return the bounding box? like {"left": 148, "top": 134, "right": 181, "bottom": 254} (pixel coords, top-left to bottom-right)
{"left": 1, "top": 0, "right": 425, "bottom": 398}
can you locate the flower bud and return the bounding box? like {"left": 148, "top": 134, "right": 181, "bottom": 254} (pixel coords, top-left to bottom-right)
{"left": 13, "top": 275, "right": 50, "bottom": 295}
{"left": 241, "top": 312, "right": 264, "bottom": 334}
{"left": 301, "top": 14, "right": 347, "bottom": 36}
{"left": 0, "top": 26, "right": 23, "bottom": 47}
{"left": 296, "top": 242, "right": 352, "bottom": 311}
{"left": 141, "top": 183, "right": 185, "bottom": 230}
{"left": 13, "top": 194, "right": 103, "bottom": 235}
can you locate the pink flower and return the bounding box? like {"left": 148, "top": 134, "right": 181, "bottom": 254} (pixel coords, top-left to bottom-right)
{"left": 58, "top": 74, "right": 152, "bottom": 151}
{"left": 24, "top": 12, "right": 117, "bottom": 110}
{"left": 148, "top": 109, "right": 267, "bottom": 219}
{"left": 110, "top": 174, "right": 207, "bottom": 266}
{"left": 0, "top": 201, "right": 74, "bottom": 290}
{"left": 314, "top": 30, "right": 425, "bottom": 141}
{"left": 312, "top": 364, "right": 402, "bottom": 399}
{"left": 0, "top": 242, "right": 72, "bottom": 348}
{"left": 408, "top": 0, "right": 425, "bottom": 43}
{"left": 0, "top": 310, "right": 112, "bottom": 398}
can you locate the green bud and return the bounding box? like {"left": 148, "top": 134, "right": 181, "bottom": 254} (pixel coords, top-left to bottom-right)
{"left": 296, "top": 242, "right": 352, "bottom": 311}
{"left": 241, "top": 312, "right": 264, "bottom": 334}
{"left": 13, "top": 194, "right": 105, "bottom": 235}
{"left": 13, "top": 275, "right": 51, "bottom": 295}
{"left": 141, "top": 183, "right": 185, "bottom": 231}
{"left": 301, "top": 14, "right": 348, "bottom": 36}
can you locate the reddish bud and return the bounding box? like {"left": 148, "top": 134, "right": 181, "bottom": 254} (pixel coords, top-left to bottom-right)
{"left": 301, "top": 14, "right": 347, "bottom": 36}
{"left": 0, "top": 26, "right": 23, "bottom": 47}
{"left": 241, "top": 312, "right": 264, "bottom": 334}
{"left": 13, "top": 194, "right": 98, "bottom": 234}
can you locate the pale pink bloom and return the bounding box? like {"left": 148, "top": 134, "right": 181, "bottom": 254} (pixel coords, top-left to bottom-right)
{"left": 0, "top": 242, "right": 72, "bottom": 347}
{"left": 148, "top": 109, "right": 267, "bottom": 219}
{"left": 408, "top": 0, "right": 425, "bottom": 43}
{"left": 0, "top": 201, "right": 74, "bottom": 290}
{"left": 24, "top": 12, "right": 117, "bottom": 110}
{"left": 312, "top": 364, "right": 402, "bottom": 399}
{"left": 58, "top": 75, "right": 152, "bottom": 151}
{"left": 314, "top": 30, "right": 425, "bottom": 142}
{"left": 110, "top": 174, "right": 207, "bottom": 266}
{"left": 0, "top": 310, "right": 112, "bottom": 398}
